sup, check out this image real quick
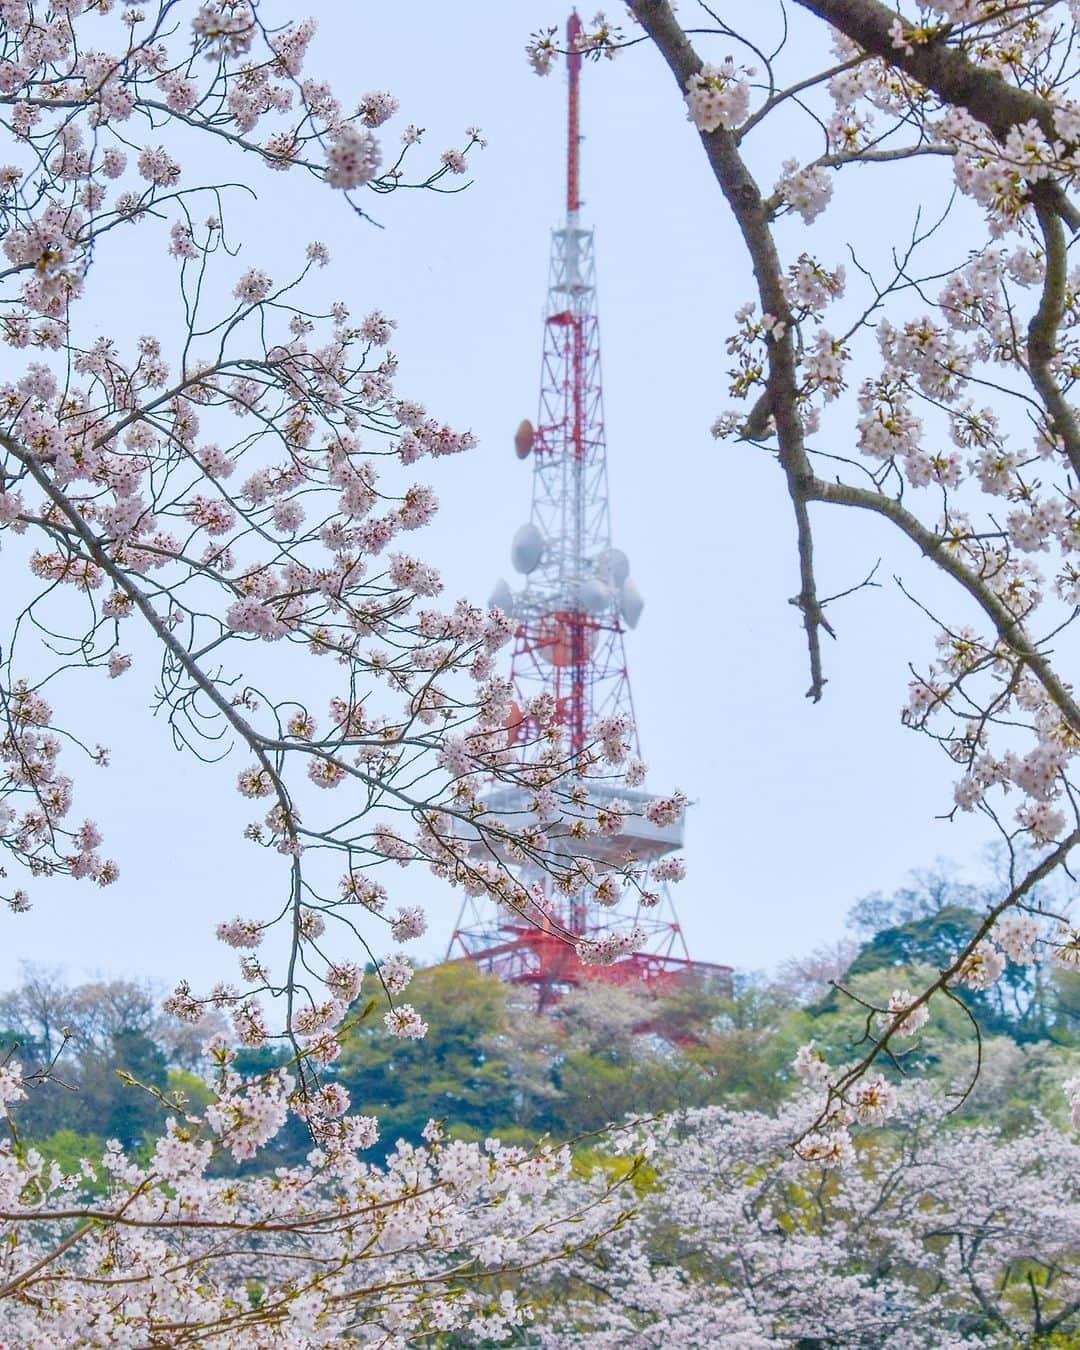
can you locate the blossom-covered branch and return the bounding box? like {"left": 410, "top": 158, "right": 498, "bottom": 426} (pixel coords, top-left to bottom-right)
{"left": 593, "top": 0, "right": 1080, "bottom": 1136}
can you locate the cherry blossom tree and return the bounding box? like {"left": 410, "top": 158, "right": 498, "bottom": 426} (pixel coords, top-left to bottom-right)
{"left": 0, "top": 2, "right": 667, "bottom": 1339}
{"left": 525, "top": 1092, "right": 1080, "bottom": 1347}
{"left": 525, "top": 0, "right": 1080, "bottom": 1144}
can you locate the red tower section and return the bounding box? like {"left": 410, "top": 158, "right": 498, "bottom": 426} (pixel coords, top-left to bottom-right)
{"left": 447, "top": 14, "right": 730, "bottom": 1003}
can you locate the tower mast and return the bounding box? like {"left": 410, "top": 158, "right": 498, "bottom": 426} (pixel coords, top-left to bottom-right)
{"left": 447, "top": 14, "right": 729, "bottom": 1001}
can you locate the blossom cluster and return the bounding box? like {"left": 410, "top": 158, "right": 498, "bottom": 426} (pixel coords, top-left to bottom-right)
{"left": 684, "top": 60, "right": 752, "bottom": 134}
{"left": 0, "top": 1042, "right": 587, "bottom": 1346}
{"left": 520, "top": 1093, "right": 1080, "bottom": 1346}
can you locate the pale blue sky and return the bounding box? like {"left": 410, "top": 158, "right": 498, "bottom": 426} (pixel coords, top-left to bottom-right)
{"left": 2, "top": 3, "right": 996, "bottom": 992}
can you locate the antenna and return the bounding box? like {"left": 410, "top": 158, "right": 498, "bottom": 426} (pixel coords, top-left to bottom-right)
{"left": 566, "top": 11, "right": 582, "bottom": 221}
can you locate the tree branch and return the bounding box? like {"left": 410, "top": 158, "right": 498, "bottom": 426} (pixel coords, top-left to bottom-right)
{"left": 1026, "top": 198, "right": 1080, "bottom": 478}
{"left": 794, "top": 0, "right": 1080, "bottom": 228}
{"left": 807, "top": 475, "right": 1080, "bottom": 738}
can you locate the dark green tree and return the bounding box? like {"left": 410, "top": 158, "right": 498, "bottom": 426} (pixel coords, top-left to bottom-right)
{"left": 335, "top": 963, "right": 516, "bottom": 1150}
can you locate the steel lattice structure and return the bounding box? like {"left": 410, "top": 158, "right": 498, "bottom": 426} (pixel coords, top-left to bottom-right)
{"left": 447, "top": 13, "right": 730, "bottom": 1003}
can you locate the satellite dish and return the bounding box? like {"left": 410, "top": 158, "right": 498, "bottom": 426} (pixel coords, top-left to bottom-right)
{"left": 511, "top": 522, "right": 544, "bottom": 574}
{"left": 489, "top": 577, "right": 513, "bottom": 614}
{"left": 619, "top": 578, "right": 644, "bottom": 629}
{"left": 596, "top": 547, "right": 629, "bottom": 588}
{"left": 576, "top": 578, "right": 612, "bottom": 615}
{"left": 514, "top": 419, "right": 535, "bottom": 459}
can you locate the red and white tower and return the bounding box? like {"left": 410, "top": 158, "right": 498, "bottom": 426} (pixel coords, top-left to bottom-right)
{"left": 447, "top": 14, "right": 729, "bottom": 1001}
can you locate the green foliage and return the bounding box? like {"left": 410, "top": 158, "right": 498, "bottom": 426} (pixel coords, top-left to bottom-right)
{"left": 80, "top": 1028, "right": 170, "bottom": 1149}
{"left": 845, "top": 903, "right": 981, "bottom": 979}
{"left": 336, "top": 883, "right": 1075, "bottom": 1148}
{"left": 33, "top": 1127, "right": 106, "bottom": 1179}
{"left": 0, "top": 975, "right": 173, "bottom": 1152}
{"left": 335, "top": 963, "right": 517, "bottom": 1152}
{"left": 166, "top": 1067, "right": 213, "bottom": 1113}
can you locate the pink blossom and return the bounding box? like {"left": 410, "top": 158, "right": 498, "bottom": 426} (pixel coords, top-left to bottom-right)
{"left": 526, "top": 28, "right": 558, "bottom": 76}
{"left": 324, "top": 961, "right": 363, "bottom": 1001}
{"left": 793, "top": 1040, "right": 831, "bottom": 1086}
{"left": 192, "top": 2, "right": 256, "bottom": 57}
{"left": 1065, "top": 1076, "right": 1080, "bottom": 1130}
{"left": 643, "top": 791, "right": 687, "bottom": 827}
{"left": 882, "top": 989, "right": 930, "bottom": 1037}
{"left": 684, "top": 60, "right": 751, "bottom": 132}
{"left": 380, "top": 953, "right": 413, "bottom": 994}
{"left": 0, "top": 1062, "right": 27, "bottom": 1119}
{"left": 233, "top": 998, "right": 269, "bottom": 1047}
{"left": 358, "top": 90, "right": 399, "bottom": 127}
{"left": 850, "top": 1074, "right": 898, "bottom": 1125}
{"left": 390, "top": 905, "right": 426, "bottom": 942}
{"left": 993, "top": 911, "right": 1041, "bottom": 965}
{"left": 136, "top": 145, "right": 180, "bottom": 185}
{"left": 440, "top": 147, "right": 467, "bottom": 175}
{"left": 216, "top": 916, "right": 263, "bottom": 949}
{"left": 955, "top": 939, "right": 1006, "bottom": 992}
{"left": 795, "top": 1128, "right": 855, "bottom": 1169}
{"left": 339, "top": 872, "right": 387, "bottom": 910}
{"left": 325, "top": 125, "right": 381, "bottom": 189}
{"left": 384, "top": 1003, "right": 427, "bottom": 1039}
{"left": 233, "top": 267, "right": 272, "bottom": 303}
{"left": 775, "top": 158, "right": 833, "bottom": 223}
{"left": 106, "top": 651, "right": 131, "bottom": 678}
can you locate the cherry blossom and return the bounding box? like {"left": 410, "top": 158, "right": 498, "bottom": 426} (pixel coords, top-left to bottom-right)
{"left": 684, "top": 59, "right": 751, "bottom": 133}
{"left": 882, "top": 988, "right": 931, "bottom": 1037}
{"left": 0, "top": 1038, "right": 592, "bottom": 1345}
{"left": 524, "top": 1094, "right": 1080, "bottom": 1346}
{"left": 612, "top": 0, "right": 1080, "bottom": 1118}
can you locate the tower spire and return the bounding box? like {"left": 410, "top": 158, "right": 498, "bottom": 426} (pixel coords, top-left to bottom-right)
{"left": 566, "top": 11, "right": 582, "bottom": 222}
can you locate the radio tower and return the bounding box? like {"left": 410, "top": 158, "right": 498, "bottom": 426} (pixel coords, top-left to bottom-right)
{"left": 446, "top": 13, "right": 729, "bottom": 1002}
